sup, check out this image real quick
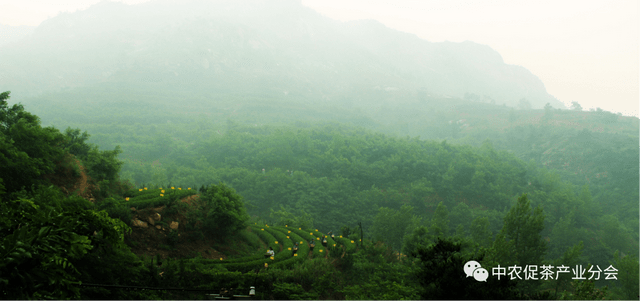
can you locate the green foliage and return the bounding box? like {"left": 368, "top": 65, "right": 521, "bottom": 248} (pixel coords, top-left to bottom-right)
{"left": 63, "top": 127, "right": 92, "bottom": 159}
{"left": 430, "top": 201, "right": 449, "bottom": 239}
{"left": 402, "top": 226, "right": 430, "bottom": 256}
{"left": 271, "top": 282, "right": 311, "bottom": 300}
{"left": 125, "top": 188, "right": 195, "bottom": 210}
{"left": 269, "top": 205, "right": 314, "bottom": 229}
{"left": 470, "top": 216, "right": 493, "bottom": 248}
{"left": 55, "top": 118, "right": 636, "bottom": 272}
{"left": 333, "top": 236, "right": 356, "bottom": 254}
{"left": 238, "top": 228, "right": 262, "bottom": 250}
{"left": 545, "top": 241, "right": 585, "bottom": 297}
{"left": 3, "top": 87, "right": 635, "bottom": 299}
{"left": 611, "top": 251, "right": 639, "bottom": 300}
{"left": 97, "top": 198, "right": 133, "bottom": 225}
{"left": 0, "top": 91, "right": 67, "bottom": 198}
{"left": 85, "top": 146, "right": 125, "bottom": 200}
{"left": 0, "top": 191, "right": 132, "bottom": 299}
{"left": 450, "top": 202, "right": 473, "bottom": 235}
{"left": 340, "top": 273, "right": 419, "bottom": 300}
{"left": 199, "top": 183, "right": 249, "bottom": 240}
{"left": 598, "top": 214, "right": 633, "bottom": 257}
{"left": 60, "top": 126, "right": 127, "bottom": 201}
{"left": 497, "top": 194, "right": 547, "bottom": 266}
{"left": 370, "top": 204, "right": 420, "bottom": 251}
{"left": 559, "top": 280, "right": 609, "bottom": 300}
{"left": 263, "top": 227, "right": 293, "bottom": 258}
{"left": 271, "top": 230, "right": 308, "bottom": 269}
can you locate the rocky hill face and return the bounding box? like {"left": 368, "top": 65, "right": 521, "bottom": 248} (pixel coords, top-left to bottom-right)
{"left": 0, "top": 0, "right": 563, "bottom": 109}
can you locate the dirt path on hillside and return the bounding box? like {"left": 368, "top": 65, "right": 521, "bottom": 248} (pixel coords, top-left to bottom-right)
{"left": 73, "top": 162, "right": 92, "bottom": 200}
{"left": 57, "top": 156, "right": 95, "bottom": 201}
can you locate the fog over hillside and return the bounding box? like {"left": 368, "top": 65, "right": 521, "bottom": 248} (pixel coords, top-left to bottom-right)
{"left": 0, "top": 0, "right": 563, "bottom": 110}
{"left": 0, "top": 24, "right": 35, "bottom": 47}
{"left": 0, "top": 1, "right": 638, "bottom": 299}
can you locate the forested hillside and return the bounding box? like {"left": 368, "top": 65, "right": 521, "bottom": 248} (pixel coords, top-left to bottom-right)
{"left": 1, "top": 90, "right": 638, "bottom": 299}
{"left": 25, "top": 85, "right": 637, "bottom": 262}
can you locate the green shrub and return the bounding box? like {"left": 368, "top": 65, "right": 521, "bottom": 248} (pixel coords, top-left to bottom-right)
{"left": 165, "top": 204, "right": 179, "bottom": 216}
{"left": 104, "top": 204, "right": 133, "bottom": 225}
{"left": 287, "top": 228, "right": 330, "bottom": 258}
{"left": 125, "top": 189, "right": 197, "bottom": 210}
{"left": 251, "top": 225, "right": 278, "bottom": 250}
{"left": 239, "top": 228, "right": 262, "bottom": 249}
{"left": 264, "top": 226, "right": 293, "bottom": 248}
{"left": 271, "top": 230, "right": 307, "bottom": 269}
{"left": 334, "top": 236, "right": 357, "bottom": 253}
{"left": 60, "top": 195, "right": 95, "bottom": 211}
{"left": 199, "top": 184, "right": 249, "bottom": 240}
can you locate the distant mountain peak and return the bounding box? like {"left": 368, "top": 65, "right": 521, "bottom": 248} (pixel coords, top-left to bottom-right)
{"left": 1, "top": 0, "right": 562, "bottom": 109}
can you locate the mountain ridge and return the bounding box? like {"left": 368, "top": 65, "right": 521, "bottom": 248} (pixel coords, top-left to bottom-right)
{"left": 0, "top": 0, "right": 563, "bottom": 109}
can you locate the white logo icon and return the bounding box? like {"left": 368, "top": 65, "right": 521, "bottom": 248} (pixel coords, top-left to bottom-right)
{"left": 464, "top": 260, "right": 481, "bottom": 277}
{"left": 464, "top": 261, "right": 488, "bottom": 282}
{"left": 473, "top": 267, "right": 489, "bottom": 281}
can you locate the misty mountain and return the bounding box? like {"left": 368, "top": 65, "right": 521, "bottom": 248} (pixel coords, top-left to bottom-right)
{"left": 0, "top": 0, "right": 563, "bottom": 109}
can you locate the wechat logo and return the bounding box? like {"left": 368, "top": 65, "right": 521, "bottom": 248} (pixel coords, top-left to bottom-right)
{"left": 464, "top": 260, "right": 489, "bottom": 282}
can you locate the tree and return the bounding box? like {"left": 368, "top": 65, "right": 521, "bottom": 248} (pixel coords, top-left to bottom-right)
{"left": 269, "top": 205, "right": 314, "bottom": 229}
{"left": 0, "top": 91, "right": 67, "bottom": 198}
{"left": 63, "top": 128, "right": 91, "bottom": 159}
{"left": 570, "top": 101, "right": 583, "bottom": 111}
{"left": 548, "top": 212, "right": 587, "bottom": 260}
{"left": 450, "top": 202, "right": 473, "bottom": 236}
{"left": 488, "top": 194, "right": 547, "bottom": 294}
{"left": 551, "top": 241, "right": 585, "bottom": 298}
{"left": 0, "top": 188, "right": 132, "bottom": 299}
{"left": 0, "top": 91, "right": 37, "bottom": 132}
{"left": 200, "top": 183, "right": 249, "bottom": 240}
{"left": 500, "top": 194, "right": 547, "bottom": 266}
{"left": 470, "top": 216, "right": 493, "bottom": 248}
{"left": 560, "top": 279, "right": 609, "bottom": 300}
{"left": 599, "top": 214, "right": 631, "bottom": 258}
{"left": 374, "top": 205, "right": 421, "bottom": 250}
{"left": 610, "top": 251, "right": 639, "bottom": 300}
{"left": 430, "top": 202, "right": 449, "bottom": 239}
{"left": 402, "top": 226, "right": 430, "bottom": 255}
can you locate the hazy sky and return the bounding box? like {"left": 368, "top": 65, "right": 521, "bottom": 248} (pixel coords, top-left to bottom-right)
{"left": 1, "top": 0, "right": 638, "bottom": 117}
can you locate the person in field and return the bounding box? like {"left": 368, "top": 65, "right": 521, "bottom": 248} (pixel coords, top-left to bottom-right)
{"left": 265, "top": 247, "right": 275, "bottom": 258}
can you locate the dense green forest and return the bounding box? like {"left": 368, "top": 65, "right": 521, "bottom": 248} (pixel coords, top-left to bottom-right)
{"left": 1, "top": 90, "right": 638, "bottom": 300}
